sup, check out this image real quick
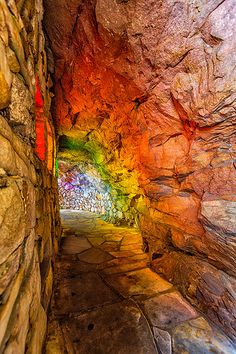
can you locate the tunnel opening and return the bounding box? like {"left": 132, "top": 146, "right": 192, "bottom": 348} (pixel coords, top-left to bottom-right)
{"left": 57, "top": 134, "right": 142, "bottom": 226}
{"left": 58, "top": 160, "right": 112, "bottom": 214}
{"left": 58, "top": 136, "right": 115, "bottom": 217}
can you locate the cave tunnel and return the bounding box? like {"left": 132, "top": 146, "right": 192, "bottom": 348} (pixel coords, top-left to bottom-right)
{"left": 0, "top": 0, "right": 236, "bottom": 353}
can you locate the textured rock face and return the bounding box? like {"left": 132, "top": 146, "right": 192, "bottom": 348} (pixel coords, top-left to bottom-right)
{"left": 44, "top": 0, "right": 236, "bottom": 341}
{"left": 0, "top": 1, "right": 60, "bottom": 352}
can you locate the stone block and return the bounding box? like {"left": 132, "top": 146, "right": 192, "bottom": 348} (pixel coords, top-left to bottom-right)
{"left": 142, "top": 291, "right": 198, "bottom": 330}
{"left": 15, "top": 178, "right": 36, "bottom": 232}
{"left": 0, "top": 179, "right": 25, "bottom": 265}
{"left": 173, "top": 317, "right": 236, "bottom": 354}
{"left": 0, "top": 38, "right": 12, "bottom": 109}
{"left": 153, "top": 327, "right": 172, "bottom": 354}
{"left": 49, "top": 300, "right": 157, "bottom": 354}
{"left": 0, "top": 135, "right": 17, "bottom": 175}
{"left": 0, "top": 267, "right": 25, "bottom": 352}
{"left": 3, "top": 253, "right": 42, "bottom": 354}
{"left": 105, "top": 268, "right": 172, "bottom": 300}
{"left": 8, "top": 75, "right": 34, "bottom": 140}
{"left": 26, "top": 305, "right": 47, "bottom": 354}
{"left": 0, "top": 248, "right": 21, "bottom": 297}
{"left": 7, "top": 47, "right": 20, "bottom": 73}
{"left": 0, "top": 70, "right": 10, "bottom": 110}
{"left": 0, "top": 115, "right": 35, "bottom": 181}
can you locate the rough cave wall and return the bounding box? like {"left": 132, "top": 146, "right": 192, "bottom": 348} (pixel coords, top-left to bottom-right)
{"left": 0, "top": 1, "right": 60, "bottom": 352}
{"left": 44, "top": 0, "right": 236, "bottom": 341}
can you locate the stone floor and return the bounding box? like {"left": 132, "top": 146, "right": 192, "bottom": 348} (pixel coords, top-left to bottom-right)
{"left": 45, "top": 210, "right": 236, "bottom": 354}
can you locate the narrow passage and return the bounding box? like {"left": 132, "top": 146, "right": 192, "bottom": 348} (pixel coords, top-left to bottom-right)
{"left": 46, "top": 211, "right": 235, "bottom": 354}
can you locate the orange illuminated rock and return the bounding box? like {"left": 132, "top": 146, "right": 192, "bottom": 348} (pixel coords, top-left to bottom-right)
{"left": 35, "top": 77, "right": 55, "bottom": 172}
{"left": 44, "top": 0, "right": 236, "bottom": 340}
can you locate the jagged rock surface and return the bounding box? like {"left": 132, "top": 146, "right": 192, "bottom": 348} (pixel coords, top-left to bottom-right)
{"left": 44, "top": 0, "right": 236, "bottom": 341}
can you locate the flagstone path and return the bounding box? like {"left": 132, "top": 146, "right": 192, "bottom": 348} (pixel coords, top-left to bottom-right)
{"left": 45, "top": 210, "right": 236, "bottom": 354}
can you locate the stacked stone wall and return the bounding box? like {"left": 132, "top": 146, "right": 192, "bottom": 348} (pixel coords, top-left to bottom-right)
{"left": 0, "top": 1, "right": 60, "bottom": 352}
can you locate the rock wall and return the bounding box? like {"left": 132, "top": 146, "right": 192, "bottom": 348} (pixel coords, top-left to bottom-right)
{"left": 0, "top": 1, "right": 60, "bottom": 352}
{"left": 44, "top": 0, "right": 236, "bottom": 342}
